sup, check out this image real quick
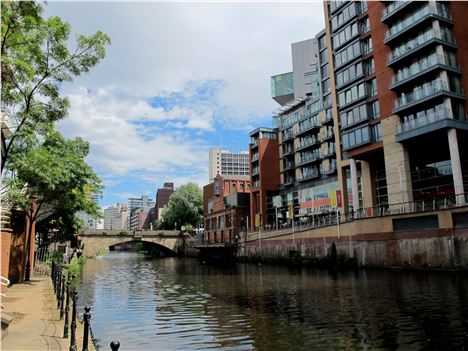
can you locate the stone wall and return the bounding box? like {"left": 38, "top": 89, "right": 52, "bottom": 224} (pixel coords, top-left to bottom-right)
{"left": 240, "top": 208, "right": 468, "bottom": 269}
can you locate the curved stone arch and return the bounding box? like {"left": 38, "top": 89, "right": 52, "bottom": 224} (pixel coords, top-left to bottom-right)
{"left": 81, "top": 234, "right": 180, "bottom": 257}
{"left": 108, "top": 240, "right": 178, "bottom": 256}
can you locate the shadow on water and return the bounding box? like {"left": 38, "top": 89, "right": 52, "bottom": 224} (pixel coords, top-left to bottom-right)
{"left": 77, "top": 252, "right": 468, "bottom": 351}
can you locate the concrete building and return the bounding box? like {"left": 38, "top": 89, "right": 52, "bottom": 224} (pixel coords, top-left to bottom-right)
{"left": 103, "top": 204, "right": 128, "bottom": 230}
{"left": 203, "top": 174, "right": 251, "bottom": 243}
{"left": 127, "top": 195, "right": 154, "bottom": 229}
{"left": 324, "top": 0, "right": 468, "bottom": 214}
{"left": 129, "top": 207, "right": 152, "bottom": 230}
{"left": 155, "top": 182, "right": 174, "bottom": 221}
{"left": 208, "top": 148, "right": 250, "bottom": 182}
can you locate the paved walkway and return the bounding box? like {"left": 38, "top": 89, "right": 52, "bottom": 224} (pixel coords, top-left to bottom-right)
{"left": 1, "top": 276, "right": 95, "bottom": 351}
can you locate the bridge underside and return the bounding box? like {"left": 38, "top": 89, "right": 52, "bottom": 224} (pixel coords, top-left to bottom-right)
{"left": 109, "top": 240, "right": 177, "bottom": 256}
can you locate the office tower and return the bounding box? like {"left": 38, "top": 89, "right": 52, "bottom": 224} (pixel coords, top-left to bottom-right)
{"left": 208, "top": 148, "right": 250, "bottom": 182}
{"left": 103, "top": 204, "right": 128, "bottom": 230}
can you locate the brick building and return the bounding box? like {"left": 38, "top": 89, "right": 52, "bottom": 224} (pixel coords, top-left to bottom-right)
{"left": 203, "top": 175, "right": 250, "bottom": 243}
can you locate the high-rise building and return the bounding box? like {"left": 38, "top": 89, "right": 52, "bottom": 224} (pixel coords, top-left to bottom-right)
{"left": 250, "top": 0, "right": 468, "bottom": 227}
{"left": 103, "top": 204, "right": 128, "bottom": 230}
{"left": 127, "top": 195, "right": 155, "bottom": 229}
{"left": 324, "top": 0, "right": 468, "bottom": 213}
{"left": 155, "top": 182, "right": 174, "bottom": 220}
{"left": 208, "top": 148, "right": 250, "bottom": 182}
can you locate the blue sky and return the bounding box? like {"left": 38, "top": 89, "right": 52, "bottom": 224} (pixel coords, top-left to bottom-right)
{"left": 44, "top": 1, "right": 325, "bottom": 207}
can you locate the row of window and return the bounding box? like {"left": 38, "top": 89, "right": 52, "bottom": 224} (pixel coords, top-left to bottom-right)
{"left": 340, "top": 101, "right": 380, "bottom": 129}
{"left": 333, "top": 21, "right": 359, "bottom": 50}
{"left": 342, "top": 123, "right": 381, "bottom": 150}
{"left": 330, "top": 2, "right": 358, "bottom": 32}
{"left": 338, "top": 79, "right": 377, "bottom": 107}
{"left": 334, "top": 38, "right": 372, "bottom": 69}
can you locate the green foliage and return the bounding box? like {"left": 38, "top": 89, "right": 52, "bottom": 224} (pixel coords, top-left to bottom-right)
{"left": 1, "top": 0, "right": 111, "bottom": 173}
{"left": 66, "top": 255, "right": 86, "bottom": 278}
{"left": 4, "top": 130, "right": 103, "bottom": 233}
{"left": 118, "top": 230, "right": 128, "bottom": 235}
{"left": 158, "top": 183, "right": 203, "bottom": 230}
{"left": 45, "top": 250, "right": 63, "bottom": 267}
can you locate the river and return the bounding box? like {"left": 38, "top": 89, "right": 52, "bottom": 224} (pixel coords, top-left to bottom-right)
{"left": 76, "top": 252, "right": 468, "bottom": 351}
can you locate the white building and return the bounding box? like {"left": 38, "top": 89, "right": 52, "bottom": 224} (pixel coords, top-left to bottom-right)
{"left": 208, "top": 148, "right": 250, "bottom": 182}
{"left": 103, "top": 204, "right": 128, "bottom": 230}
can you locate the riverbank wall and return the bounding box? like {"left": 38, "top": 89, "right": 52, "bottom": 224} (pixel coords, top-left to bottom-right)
{"left": 239, "top": 207, "right": 468, "bottom": 269}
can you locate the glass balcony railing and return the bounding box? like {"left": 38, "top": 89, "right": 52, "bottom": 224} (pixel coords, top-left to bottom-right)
{"left": 381, "top": 1, "right": 412, "bottom": 21}
{"left": 252, "top": 167, "right": 259, "bottom": 176}
{"left": 253, "top": 180, "right": 260, "bottom": 188}
{"left": 282, "top": 131, "right": 294, "bottom": 141}
{"left": 396, "top": 106, "right": 466, "bottom": 134}
{"left": 393, "top": 79, "right": 463, "bottom": 112}
{"left": 388, "top": 29, "right": 456, "bottom": 65}
{"left": 298, "top": 168, "right": 320, "bottom": 182}
{"left": 299, "top": 151, "right": 322, "bottom": 166}
{"left": 384, "top": 4, "right": 452, "bottom": 44}
{"left": 251, "top": 154, "right": 259, "bottom": 162}
{"left": 296, "top": 136, "right": 320, "bottom": 151}
{"left": 390, "top": 54, "right": 460, "bottom": 88}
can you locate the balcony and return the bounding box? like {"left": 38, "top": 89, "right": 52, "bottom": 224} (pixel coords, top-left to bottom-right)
{"left": 384, "top": 4, "right": 453, "bottom": 45}
{"left": 297, "top": 169, "right": 320, "bottom": 182}
{"left": 283, "top": 176, "right": 295, "bottom": 186}
{"left": 381, "top": 1, "right": 413, "bottom": 23}
{"left": 393, "top": 79, "right": 465, "bottom": 115}
{"left": 253, "top": 180, "right": 260, "bottom": 188}
{"left": 298, "top": 152, "right": 322, "bottom": 167}
{"left": 251, "top": 154, "right": 259, "bottom": 162}
{"left": 390, "top": 54, "right": 461, "bottom": 90}
{"left": 396, "top": 106, "right": 468, "bottom": 142}
{"left": 320, "top": 131, "right": 334, "bottom": 142}
{"left": 295, "top": 121, "right": 320, "bottom": 137}
{"left": 281, "top": 161, "right": 295, "bottom": 172}
{"left": 322, "top": 164, "right": 337, "bottom": 175}
{"left": 321, "top": 113, "right": 333, "bottom": 125}
{"left": 281, "top": 149, "right": 295, "bottom": 159}
{"left": 251, "top": 167, "right": 259, "bottom": 176}
{"left": 387, "top": 30, "right": 457, "bottom": 68}
{"left": 322, "top": 147, "right": 336, "bottom": 158}
{"left": 295, "top": 137, "right": 320, "bottom": 152}
{"left": 281, "top": 131, "right": 294, "bottom": 142}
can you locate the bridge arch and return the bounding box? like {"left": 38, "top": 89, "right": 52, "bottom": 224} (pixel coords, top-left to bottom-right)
{"left": 80, "top": 230, "right": 182, "bottom": 257}
{"left": 108, "top": 239, "right": 178, "bottom": 256}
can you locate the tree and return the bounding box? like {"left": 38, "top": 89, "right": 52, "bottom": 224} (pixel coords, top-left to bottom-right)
{"left": 158, "top": 183, "right": 203, "bottom": 230}
{"left": 1, "top": 1, "right": 111, "bottom": 174}
{"left": 4, "top": 130, "right": 102, "bottom": 280}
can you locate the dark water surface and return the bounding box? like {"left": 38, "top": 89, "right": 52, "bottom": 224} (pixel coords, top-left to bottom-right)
{"left": 76, "top": 252, "right": 468, "bottom": 351}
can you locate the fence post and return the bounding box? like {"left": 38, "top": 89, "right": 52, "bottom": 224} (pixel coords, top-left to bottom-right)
{"left": 110, "top": 341, "right": 120, "bottom": 351}
{"left": 57, "top": 272, "right": 62, "bottom": 309}
{"left": 69, "top": 289, "right": 77, "bottom": 351}
{"left": 60, "top": 274, "right": 65, "bottom": 318}
{"left": 82, "top": 306, "right": 91, "bottom": 351}
{"left": 63, "top": 276, "right": 70, "bottom": 338}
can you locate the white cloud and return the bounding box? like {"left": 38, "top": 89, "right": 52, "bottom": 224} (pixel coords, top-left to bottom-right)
{"left": 58, "top": 87, "right": 209, "bottom": 177}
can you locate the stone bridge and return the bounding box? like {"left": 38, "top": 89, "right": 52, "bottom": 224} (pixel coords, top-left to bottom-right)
{"left": 79, "top": 229, "right": 183, "bottom": 257}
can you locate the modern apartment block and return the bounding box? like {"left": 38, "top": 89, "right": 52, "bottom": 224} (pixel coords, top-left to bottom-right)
{"left": 155, "top": 182, "right": 174, "bottom": 220}
{"left": 249, "top": 1, "right": 468, "bottom": 228}
{"left": 208, "top": 148, "right": 250, "bottom": 182}
{"left": 324, "top": 0, "right": 468, "bottom": 214}
{"left": 103, "top": 204, "right": 128, "bottom": 230}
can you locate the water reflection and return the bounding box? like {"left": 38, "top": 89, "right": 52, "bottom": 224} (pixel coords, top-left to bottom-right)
{"left": 77, "top": 252, "right": 468, "bottom": 350}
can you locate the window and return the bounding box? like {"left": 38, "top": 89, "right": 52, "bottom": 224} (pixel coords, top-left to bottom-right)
{"left": 342, "top": 125, "right": 371, "bottom": 150}
{"left": 333, "top": 22, "right": 359, "bottom": 49}
{"left": 368, "top": 78, "right": 378, "bottom": 96}
{"left": 370, "top": 100, "right": 380, "bottom": 119}
{"left": 361, "top": 37, "right": 372, "bottom": 55}
{"left": 338, "top": 82, "right": 367, "bottom": 107}
{"left": 335, "top": 61, "right": 363, "bottom": 88}
{"left": 334, "top": 41, "right": 361, "bottom": 68}
{"left": 363, "top": 58, "right": 375, "bottom": 75}
{"left": 330, "top": 2, "right": 358, "bottom": 31}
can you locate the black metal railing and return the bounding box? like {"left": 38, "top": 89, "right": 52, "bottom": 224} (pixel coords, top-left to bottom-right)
{"left": 50, "top": 265, "right": 121, "bottom": 350}
{"left": 242, "top": 193, "right": 468, "bottom": 240}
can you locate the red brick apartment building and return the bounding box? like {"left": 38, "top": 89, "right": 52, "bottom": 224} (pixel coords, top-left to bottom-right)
{"left": 203, "top": 175, "right": 250, "bottom": 243}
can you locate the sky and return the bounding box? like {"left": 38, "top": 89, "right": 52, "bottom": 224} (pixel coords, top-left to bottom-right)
{"left": 44, "top": 1, "right": 325, "bottom": 207}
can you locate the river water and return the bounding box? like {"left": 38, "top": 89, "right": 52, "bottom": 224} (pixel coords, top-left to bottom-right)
{"left": 76, "top": 252, "right": 468, "bottom": 351}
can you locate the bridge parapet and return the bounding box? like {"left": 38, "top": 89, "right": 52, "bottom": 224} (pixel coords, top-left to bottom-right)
{"left": 80, "top": 229, "right": 182, "bottom": 257}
